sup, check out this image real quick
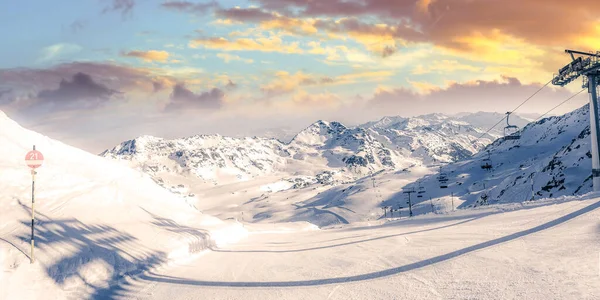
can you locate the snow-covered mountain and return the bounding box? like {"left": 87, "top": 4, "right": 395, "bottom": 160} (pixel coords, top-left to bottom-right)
{"left": 100, "top": 134, "right": 290, "bottom": 184}
{"left": 287, "top": 120, "right": 411, "bottom": 172}
{"left": 100, "top": 120, "right": 421, "bottom": 188}
{"left": 359, "top": 113, "right": 497, "bottom": 164}
{"left": 410, "top": 104, "right": 592, "bottom": 207}
{"left": 238, "top": 105, "right": 594, "bottom": 227}
{"left": 101, "top": 113, "right": 502, "bottom": 187}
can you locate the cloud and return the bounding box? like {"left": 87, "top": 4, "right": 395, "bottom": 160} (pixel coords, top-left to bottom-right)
{"left": 252, "top": 0, "right": 600, "bottom": 49}
{"left": 161, "top": 1, "right": 218, "bottom": 14}
{"left": 260, "top": 71, "right": 333, "bottom": 97}
{"left": 37, "top": 72, "right": 120, "bottom": 109}
{"left": 38, "top": 43, "right": 83, "bottom": 62}
{"left": 166, "top": 83, "right": 224, "bottom": 111}
{"left": 215, "top": 7, "right": 274, "bottom": 22}
{"left": 189, "top": 36, "right": 303, "bottom": 53}
{"left": 260, "top": 70, "right": 392, "bottom": 97}
{"left": 212, "top": 8, "right": 419, "bottom": 55}
{"left": 367, "top": 76, "right": 585, "bottom": 116}
{"left": 0, "top": 89, "right": 12, "bottom": 106}
{"left": 0, "top": 62, "right": 183, "bottom": 103}
{"left": 215, "top": 7, "right": 319, "bottom": 36}
{"left": 299, "top": 77, "right": 335, "bottom": 86}
{"left": 225, "top": 79, "right": 237, "bottom": 90}
{"left": 152, "top": 81, "right": 164, "bottom": 93}
{"left": 216, "top": 0, "right": 597, "bottom": 79}
{"left": 101, "top": 0, "right": 135, "bottom": 18}
{"left": 216, "top": 53, "right": 254, "bottom": 63}
{"left": 0, "top": 89, "right": 11, "bottom": 98}
{"left": 290, "top": 90, "right": 341, "bottom": 109}
{"left": 407, "top": 79, "right": 442, "bottom": 94}
{"left": 121, "top": 50, "right": 171, "bottom": 62}
{"left": 412, "top": 60, "right": 482, "bottom": 75}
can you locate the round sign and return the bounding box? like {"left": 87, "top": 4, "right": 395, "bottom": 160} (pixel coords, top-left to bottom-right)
{"left": 25, "top": 150, "right": 44, "bottom": 169}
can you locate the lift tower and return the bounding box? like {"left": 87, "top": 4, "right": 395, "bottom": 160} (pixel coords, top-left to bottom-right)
{"left": 552, "top": 49, "right": 600, "bottom": 191}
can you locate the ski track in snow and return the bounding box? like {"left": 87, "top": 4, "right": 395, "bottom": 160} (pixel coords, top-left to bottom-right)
{"left": 94, "top": 197, "right": 600, "bottom": 299}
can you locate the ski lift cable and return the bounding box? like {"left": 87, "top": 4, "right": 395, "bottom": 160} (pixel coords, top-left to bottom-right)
{"left": 473, "top": 79, "right": 553, "bottom": 143}
{"left": 534, "top": 88, "right": 586, "bottom": 122}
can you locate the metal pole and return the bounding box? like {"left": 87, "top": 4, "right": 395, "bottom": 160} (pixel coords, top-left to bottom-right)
{"left": 31, "top": 145, "right": 36, "bottom": 264}
{"left": 451, "top": 192, "right": 455, "bottom": 211}
{"left": 408, "top": 193, "right": 413, "bottom": 217}
{"left": 531, "top": 177, "right": 535, "bottom": 201}
{"left": 589, "top": 75, "right": 600, "bottom": 191}
{"left": 430, "top": 197, "right": 434, "bottom": 213}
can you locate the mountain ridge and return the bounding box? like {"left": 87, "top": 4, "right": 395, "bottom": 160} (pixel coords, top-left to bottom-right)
{"left": 100, "top": 112, "right": 510, "bottom": 187}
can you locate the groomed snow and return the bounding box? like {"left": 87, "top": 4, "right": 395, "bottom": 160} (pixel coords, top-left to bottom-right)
{"left": 0, "top": 112, "right": 247, "bottom": 300}
{"left": 103, "top": 195, "right": 600, "bottom": 299}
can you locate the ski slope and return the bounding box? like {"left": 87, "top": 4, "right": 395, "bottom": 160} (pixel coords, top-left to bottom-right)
{"left": 2, "top": 105, "right": 600, "bottom": 299}
{"left": 0, "top": 111, "right": 247, "bottom": 300}
{"left": 97, "top": 196, "right": 600, "bottom": 299}
{"left": 412, "top": 105, "right": 593, "bottom": 209}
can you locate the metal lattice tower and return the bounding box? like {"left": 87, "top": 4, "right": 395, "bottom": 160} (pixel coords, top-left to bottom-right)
{"left": 552, "top": 49, "right": 600, "bottom": 191}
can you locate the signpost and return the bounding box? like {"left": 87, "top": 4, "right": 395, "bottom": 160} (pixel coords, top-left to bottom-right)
{"left": 25, "top": 145, "right": 43, "bottom": 264}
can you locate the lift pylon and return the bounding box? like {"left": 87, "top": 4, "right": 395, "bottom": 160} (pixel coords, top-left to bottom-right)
{"left": 552, "top": 49, "right": 600, "bottom": 191}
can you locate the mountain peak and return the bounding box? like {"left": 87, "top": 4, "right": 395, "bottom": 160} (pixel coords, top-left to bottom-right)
{"left": 290, "top": 119, "right": 348, "bottom": 146}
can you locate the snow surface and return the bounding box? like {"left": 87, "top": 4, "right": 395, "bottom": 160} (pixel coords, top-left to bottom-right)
{"left": 0, "top": 112, "right": 247, "bottom": 300}
{"left": 97, "top": 195, "right": 600, "bottom": 299}
{"left": 3, "top": 107, "right": 600, "bottom": 299}
{"left": 98, "top": 106, "right": 599, "bottom": 227}
{"left": 100, "top": 112, "right": 500, "bottom": 188}
{"left": 412, "top": 105, "right": 594, "bottom": 208}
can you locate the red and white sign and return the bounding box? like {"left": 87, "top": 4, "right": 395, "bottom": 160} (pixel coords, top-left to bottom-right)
{"left": 25, "top": 150, "right": 44, "bottom": 169}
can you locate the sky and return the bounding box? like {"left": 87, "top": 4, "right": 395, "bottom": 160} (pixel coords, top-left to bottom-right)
{"left": 0, "top": 0, "right": 598, "bottom": 153}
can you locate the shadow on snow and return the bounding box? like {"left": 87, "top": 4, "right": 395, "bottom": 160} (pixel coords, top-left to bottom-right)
{"left": 122, "top": 199, "right": 600, "bottom": 289}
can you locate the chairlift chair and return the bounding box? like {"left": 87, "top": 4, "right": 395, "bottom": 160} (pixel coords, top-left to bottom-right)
{"left": 480, "top": 150, "right": 493, "bottom": 170}
{"left": 481, "top": 159, "right": 493, "bottom": 170}
{"left": 416, "top": 183, "right": 425, "bottom": 198}
{"left": 504, "top": 112, "right": 521, "bottom": 140}
{"left": 439, "top": 178, "right": 448, "bottom": 189}
{"left": 438, "top": 167, "right": 449, "bottom": 189}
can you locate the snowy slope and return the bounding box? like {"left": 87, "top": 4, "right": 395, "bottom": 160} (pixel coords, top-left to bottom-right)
{"left": 220, "top": 105, "right": 595, "bottom": 227}
{"left": 359, "top": 113, "right": 497, "bottom": 164}
{"left": 0, "top": 110, "right": 247, "bottom": 300}
{"left": 101, "top": 113, "right": 505, "bottom": 191}
{"left": 100, "top": 134, "right": 291, "bottom": 185}
{"left": 100, "top": 120, "right": 419, "bottom": 189}
{"left": 95, "top": 194, "right": 600, "bottom": 299}
{"left": 97, "top": 112, "right": 538, "bottom": 228}
{"left": 287, "top": 120, "right": 415, "bottom": 173}
{"left": 411, "top": 104, "right": 593, "bottom": 208}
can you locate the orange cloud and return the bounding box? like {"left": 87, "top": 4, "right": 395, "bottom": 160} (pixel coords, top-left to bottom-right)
{"left": 252, "top": 0, "right": 600, "bottom": 49}
{"left": 290, "top": 90, "right": 342, "bottom": 109}
{"left": 260, "top": 71, "right": 325, "bottom": 96}
{"left": 214, "top": 1, "right": 600, "bottom": 82}
{"left": 189, "top": 36, "right": 303, "bottom": 53}
{"left": 407, "top": 79, "right": 443, "bottom": 94}
{"left": 121, "top": 50, "right": 170, "bottom": 62}
{"left": 260, "top": 70, "right": 394, "bottom": 97}
{"left": 412, "top": 60, "right": 481, "bottom": 75}
{"left": 216, "top": 53, "right": 254, "bottom": 63}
